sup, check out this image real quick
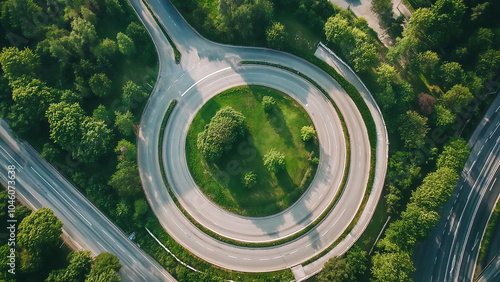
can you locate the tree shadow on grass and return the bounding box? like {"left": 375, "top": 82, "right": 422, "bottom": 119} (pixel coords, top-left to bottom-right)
{"left": 267, "top": 106, "right": 295, "bottom": 148}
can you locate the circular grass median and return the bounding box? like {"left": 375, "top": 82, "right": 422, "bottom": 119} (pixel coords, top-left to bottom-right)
{"left": 186, "top": 85, "right": 319, "bottom": 217}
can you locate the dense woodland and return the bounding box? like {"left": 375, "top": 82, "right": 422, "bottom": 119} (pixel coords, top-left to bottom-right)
{"left": 0, "top": 0, "right": 498, "bottom": 281}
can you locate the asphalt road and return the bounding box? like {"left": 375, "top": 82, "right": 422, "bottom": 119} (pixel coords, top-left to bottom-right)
{"left": 0, "top": 120, "right": 175, "bottom": 282}
{"left": 413, "top": 93, "right": 500, "bottom": 282}
{"left": 132, "top": 0, "right": 387, "bottom": 277}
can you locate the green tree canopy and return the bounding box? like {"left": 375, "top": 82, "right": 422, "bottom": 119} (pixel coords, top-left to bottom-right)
{"left": 115, "top": 139, "right": 137, "bottom": 162}
{"left": 0, "top": 47, "right": 40, "bottom": 81}
{"left": 242, "top": 170, "right": 257, "bottom": 189}
{"left": 436, "top": 137, "right": 469, "bottom": 172}
{"left": 89, "top": 73, "right": 112, "bottom": 97}
{"left": 77, "top": 117, "right": 114, "bottom": 163}
{"left": 116, "top": 32, "right": 135, "bottom": 55}
{"left": 301, "top": 125, "right": 316, "bottom": 142}
{"left": 46, "top": 102, "right": 85, "bottom": 149}
{"left": 440, "top": 84, "right": 473, "bottom": 114}
{"left": 266, "top": 22, "right": 287, "bottom": 50}
{"left": 398, "top": 111, "right": 429, "bottom": 149}
{"left": 114, "top": 111, "right": 135, "bottom": 136}
{"left": 10, "top": 78, "right": 59, "bottom": 119}
{"left": 197, "top": 107, "right": 246, "bottom": 161}
{"left": 372, "top": 252, "right": 415, "bottom": 282}
{"left": 122, "top": 81, "right": 147, "bottom": 107}
{"left": 262, "top": 96, "right": 276, "bottom": 111}
{"left": 18, "top": 207, "right": 63, "bottom": 252}
{"left": 0, "top": 0, "right": 42, "bottom": 32}
{"left": 108, "top": 161, "right": 142, "bottom": 198}
{"left": 263, "top": 148, "right": 286, "bottom": 173}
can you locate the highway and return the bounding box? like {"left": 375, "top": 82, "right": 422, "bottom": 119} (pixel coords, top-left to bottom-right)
{"left": 413, "top": 93, "right": 500, "bottom": 282}
{"left": 0, "top": 120, "right": 175, "bottom": 281}
{"left": 132, "top": 0, "right": 388, "bottom": 278}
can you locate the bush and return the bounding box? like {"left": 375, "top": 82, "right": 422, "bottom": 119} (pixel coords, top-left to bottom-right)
{"left": 301, "top": 125, "right": 316, "bottom": 142}
{"left": 242, "top": 171, "right": 257, "bottom": 188}
{"left": 262, "top": 96, "right": 276, "bottom": 111}
{"left": 197, "top": 107, "right": 246, "bottom": 161}
{"left": 263, "top": 148, "right": 285, "bottom": 173}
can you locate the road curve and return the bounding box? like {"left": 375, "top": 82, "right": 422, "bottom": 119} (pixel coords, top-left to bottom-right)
{"left": 413, "top": 93, "right": 500, "bottom": 282}
{"left": 0, "top": 120, "right": 175, "bottom": 282}
{"left": 133, "top": 0, "right": 387, "bottom": 275}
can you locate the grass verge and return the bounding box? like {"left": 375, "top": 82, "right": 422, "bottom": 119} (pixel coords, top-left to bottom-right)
{"left": 475, "top": 196, "right": 500, "bottom": 277}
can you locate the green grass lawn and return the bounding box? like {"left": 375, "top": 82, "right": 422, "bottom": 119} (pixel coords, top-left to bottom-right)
{"left": 186, "top": 85, "right": 319, "bottom": 217}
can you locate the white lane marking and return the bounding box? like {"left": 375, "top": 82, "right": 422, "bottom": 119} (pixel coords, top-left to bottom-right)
{"left": 48, "top": 194, "right": 76, "bottom": 223}
{"left": 31, "top": 167, "right": 92, "bottom": 226}
{"left": 289, "top": 250, "right": 298, "bottom": 255}
{"left": 117, "top": 244, "right": 125, "bottom": 253}
{"left": 260, "top": 258, "right": 269, "bottom": 261}
{"left": 128, "top": 255, "right": 138, "bottom": 264}
{"left": 242, "top": 258, "right": 251, "bottom": 261}
{"left": 0, "top": 144, "right": 23, "bottom": 170}
{"left": 181, "top": 67, "right": 232, "bottom": 97}
{"left": 96, "top": 241, "right": 106, "bottom": 251}
{"left": 228, "top": 255, "right": 237, "bottom": 259}
{"left": 101, "top": 229, "right": 116, "bottom": 243}
{"left": 450, "top": 255, "right": 456, "bottom": 274}
{"left": 490, "top": 178, "right": 497, "bottom": 191}
{"left": 273, "top": 256, "right": 281, "bottom": 259}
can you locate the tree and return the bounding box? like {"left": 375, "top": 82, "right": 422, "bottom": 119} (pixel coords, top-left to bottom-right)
{"left": 197, "top": 107, "right": 246, "bottom": 161}
{"left": 11, "top": 78, "right": 59, "bottom": 119}
{"left": 89, "top": 73, "right": 112, "bottom": 97}
{"left": 371, "top": 0, "right": 394, "bottom": 25}
{"left": 116, "top": 32, "right": 135, "bottom": 55}
{"left": 93, "top": 105, "right": 114, "bottom": 125}
{"left": 414, "top": 51, "right": 440, "bottom": 78}
{"left": 93, "top": 38, "right": 117, "bottom": 59}
{"left": 0, "top": 0, "right": 42, "bottom": 32}
{"left": 301, "top": 126, "right": 316, "bottom": 142}
{"left": 108, "top": 161, "right": 142, "bottom": 198}
{"left": 439, "top": 62, "right": 465, "bottom": 91}
{"left": 263, "top": 148, "right": 285, "bottom": 173}
{"left": 92, "top": 252, "right": 121, "bottom": 274}
{"left": 70, "top": 18, "right": 97, "bottom": 48}
{"left": 114, "top": 111, "right": 135, "bottom": 136}
{"left": 476, "top": 49, "right": 500, "bottom": 80}
{"left": 77, "top": 117, "right": 114, "bottom": 163}
{"left": 133, "top": 199, "right": 149, "bottom": 221}
{"left": 435, "top": 104, "right": 455, "bottom": 127}
{"left": 410, "top": 167, "right": 459, "bottom": 211}
{"left": 372, "top": 252, "right": 415, "bottom": 282}
{"left": 219, "top": 0, "right": 274, "bottom": 40}
{"left": 266, "top": 22, "right": 287, "bottom": 50}
{"left": 436, "top": 137, "right": 469, "bottom": 172}
{"left": 46, "top": 102, "right": 85, "bottom": 150}
{"left": 0, "top": 47, "right": 39, "bottom": 81}
{"left": 85, "top": 268, "right": 120, "bottom": 282}
{"left": 376, "top": 63, "right": 398, "bottom": 87}
{"left": 262, "top": 96, "right": 276, "bottom": 111}
{"left": 417, "top": 93, "right": 437, "bottom": 115}
{"left": 41, "top": 143, "right": 60, "bottom": 163}
{"left": 242, "top": 171, "right": 257, "bottom": 188}
{"left": 440, "top": 84, "right": 473, "bottom": 114}
{"left": 115, "top": 139, "right": 136, "bottom": 162}
{"left": 398, "top": 111, "right": 429, "bottom": 149}
{"left": 122, "top": 81, "right": 147, "bottom": 107}
{"left": 18, "top": 208, "right": 63, "bottom": 252}
{"left": 318, "top": 245, "right": 367, "bottom": 281}
{"left": 64, "top": 250, "right": 93, "bottom": 281}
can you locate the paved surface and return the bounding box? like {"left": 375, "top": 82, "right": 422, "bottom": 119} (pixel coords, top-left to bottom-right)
{"left": 0, "top": 120, "right": 175, "bottom": 282}
{"left": 133, "top": 0, "right": 388, "bottom": 276}
{"left": 328, "top": 0, "right": 412, "bottom": 47}
{"left": 413, "top": 93, "right": 500, "bottom": 282}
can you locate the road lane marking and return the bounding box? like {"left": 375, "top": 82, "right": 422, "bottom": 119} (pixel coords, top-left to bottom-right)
{"left": 0, "top": 144, "right": 23, "bottom": 170}
{"left": 242, "top": 258, "right": 251, "bottom": 261}
{"left": 31, "top": 167, "right": 92, "bottom": 226}
{"left": 117, "top": 244, "right": 125, "bottom": 253}
{"left": 101, "top": 229, "right": 116, "bottom": 243}
{"left": 96, "top": 241, "right": 106, "bottom": 251}
{"left": 181, "top": 67, "right": 232, "bottom": 97}
{"left": 260, "top": 258, "right": 269, "bottom": 261}
{"left": 128, "top": 255, "right": 138, "bottom": 264}
{"left": 490, "top": 178, "right": 497, "bottom": 191}
{"left": 228, "top": 255, "right": 237, "bottom": 259}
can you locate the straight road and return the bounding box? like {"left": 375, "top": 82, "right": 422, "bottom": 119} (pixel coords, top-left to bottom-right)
{"left": 413, "top": 93, "right": 500, "bottom": 282}
{"left": 0, "top": 120, "right": 175, "bottom": 282}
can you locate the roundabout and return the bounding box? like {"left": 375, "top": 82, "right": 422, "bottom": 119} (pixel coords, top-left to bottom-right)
{"left": 131, "top": 0, "right": 388, "bottom": 277}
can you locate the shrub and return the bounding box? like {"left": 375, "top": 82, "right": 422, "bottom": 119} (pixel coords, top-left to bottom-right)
{"left": 262, "top": 96, "right": 276, "bottom": 112}
{"left": 264, "top": 148, "right": 286, "bottom": 173}
{"left": 301, "top": 125, "right": 316, "bottom": 142}
{"left": 242, "top": 171, "right": 257, "bottom": 189}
